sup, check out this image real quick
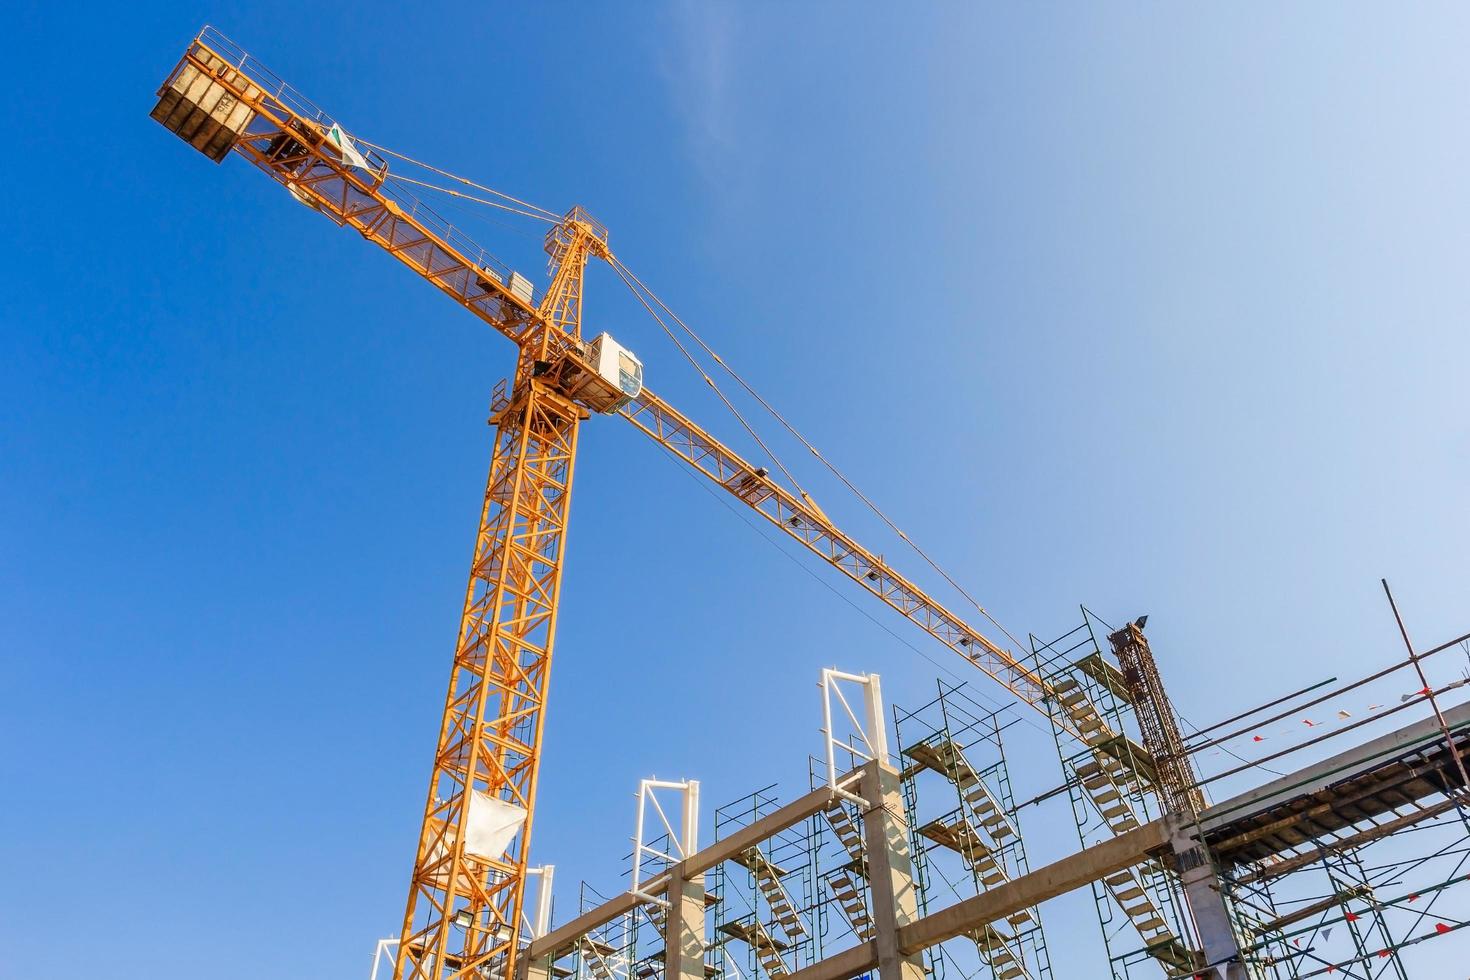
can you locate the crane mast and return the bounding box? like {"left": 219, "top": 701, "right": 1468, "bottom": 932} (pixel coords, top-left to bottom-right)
{"left": 149, "top": 27, "right": 1086, "bottom": 980}
{"left": 395, "top": 217, "right": 605, "bottom": 980}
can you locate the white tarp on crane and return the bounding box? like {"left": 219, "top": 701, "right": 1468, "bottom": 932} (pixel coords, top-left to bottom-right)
{"left": 326, "top": 122, "right": 371, "bottom": 169}
{"left": 463, "top": 791, "right": 527, "bottom": 861}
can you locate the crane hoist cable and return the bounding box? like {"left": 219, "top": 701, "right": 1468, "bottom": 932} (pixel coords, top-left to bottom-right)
{"left": 609, "top": 260, "right": 809, "bottom": 499}
{"left": 380, "top": 164, "right": 1027, "bottom": 660}
{"left": 412, "top": 189, "right": 551, "bottom": 245}
{"left": 610, "top": 255, "right": 1028, "bottom": 656}
{"left": 344, "top": 136, "right": 1032, "bottom": 666}
{"left": 646, "top": 424, "right": 1053, "bottom": 743}
{"left": 384, "top": 173, "right": 558, "bottom": 223}
{"left": 354, "top": 136, "right": 561, "bottom": 219}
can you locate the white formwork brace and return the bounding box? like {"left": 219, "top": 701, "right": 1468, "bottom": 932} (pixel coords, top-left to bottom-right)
{"left": 630, "top": 777, "right": 701, "bottom": 907}
{"left": 525, "top": 863, "right": 556, "bottom": 940}
{"left": 820, "top": 668, "right": 889, "bottom": 807}
{"left": 369, "top": 938, "right": 398, "bottom": 980}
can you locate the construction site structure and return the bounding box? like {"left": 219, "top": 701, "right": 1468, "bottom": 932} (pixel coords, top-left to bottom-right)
{"left": 508, "top": 623, "right": 1470, "bottom": 980}
{"left": 1028, "top": 614, "right": 1202, "bottom": 977}
{"left": 894, "top": 683, "right": 1054, "bottom": 980}
{"left": 148, "top": 26, "right": 1470, "bottom": 980}
{"left": 149, "top": 27, "right": 1135, "bottom": 980}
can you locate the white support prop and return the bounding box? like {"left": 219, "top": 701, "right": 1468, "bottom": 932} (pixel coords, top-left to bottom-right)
{"left": 821, "top": 668, "right": 889, "bottom": 806}
{"left": 630, "top": 777, "right": 700, "bottom": 907}
{"left": 368, "top": 938, "right": 398, "bottom": 980}
{"left": 520, "top": 864, "right": 556, "bottom": 941}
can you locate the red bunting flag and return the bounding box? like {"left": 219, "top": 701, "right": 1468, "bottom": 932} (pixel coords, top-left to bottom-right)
{"left": 1378, "top": 950, "right": 1390, "bottom": 958}
{"left": 1408, "top": 894, "right": 1419, "bottom": 902}
{"left": 1436, "top": 922, "right": 1452, "bottom": 934}
{"left": 1253, "top": 735, "right": 1265, "bottom": 742}
{"left": 1346, "top": 912, "right": 1359, "bottom": 922}
{"left": 1303, "top": 719, "right": 1318, "bottom": 727}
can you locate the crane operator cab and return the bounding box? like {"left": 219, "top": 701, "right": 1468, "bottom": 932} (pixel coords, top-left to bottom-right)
{"left": 557, "top": 332, "right": 644, "bottom": 414}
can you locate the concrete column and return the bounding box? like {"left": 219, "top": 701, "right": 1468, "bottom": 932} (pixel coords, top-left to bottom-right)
{"left": 663, "top": 867, "right": 707, "bottom": 980}
{"left": 1168, "top": 817, "right": 1248, "bottom": 980}
{"left": 859, "top": 760, "right": 926, "bottom": 980}
{"left": 519, "top": 952, "right": 553, "bottom": 980}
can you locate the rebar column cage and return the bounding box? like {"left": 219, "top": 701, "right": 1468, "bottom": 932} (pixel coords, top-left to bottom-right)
{"left": 1028, "top": 610, "right": 1199, "bottom": 979}
{"left": 891, "top": 679, "right": 1055, "bottom": 980}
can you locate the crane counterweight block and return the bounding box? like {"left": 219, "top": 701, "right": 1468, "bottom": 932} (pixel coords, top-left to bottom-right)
{"left": 151, "top": 46, "right": 260, "bottom": 162}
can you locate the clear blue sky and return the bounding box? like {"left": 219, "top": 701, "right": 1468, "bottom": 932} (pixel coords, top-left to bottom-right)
{"left": 4, "top": 3, "right": 1469, "bottom": 978}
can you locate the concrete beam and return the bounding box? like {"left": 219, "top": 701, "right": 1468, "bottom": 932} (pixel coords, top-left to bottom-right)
{"left": 526, "top": 779, "right": 847, "bottom": 961}
{"left": 779, "top": 943, "right": 876, "bottom": 980}
{"left": 530, "top": 891, "right": 642, "bottom": 960}
{"left": 898, "top": 818, "right": 1171, "bottom": 954}
{"left": 683, "top": 782, "right": 836, "bottom": 878}
{"left": 708, "top": 817, "right": 1171, "bottom": 980}
{"left": 1200, "top": 699, "right": 1470, "bottom": 833}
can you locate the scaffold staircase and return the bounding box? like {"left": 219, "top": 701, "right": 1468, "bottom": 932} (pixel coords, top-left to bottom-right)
{"left": 1053, "top": 670, "right": 1198, "bottom": 975}
{"left": 717, "top": 919, "right": 789, "bottom": 978}
{"left": 1075, "top": 754, "right": 1146, "bottom": 836}
{"left": 825, "top": 869, "right": 875, "bottom": 941}
{"left": 903, "top": 739, "right": 1019, "bottom": 846}
{"left": 822, "top": 801, "right": 865, "bottom": 874}
{"left": 821, "top": 800, "right": 874, "bottom": 940}
{"left": 735, "top": 848, "right": 807, "bottom": 940}
{"left": 917, "top": 815, "right": 1036, "bottom": 933}
{"left": 1049, "top": 675, "right": 1116, "bottom": 750}
{"left": 1097, "top": 866, "right": 1197, "bottom": 974}
{"left": 580, "top": 938, "right": 622, "bottom": 980}
{"left": 905, "top": 735, "right": 1044, "bottom": 976}
{"left": 969, "top": 924, "right": 1029, "bottom": 980}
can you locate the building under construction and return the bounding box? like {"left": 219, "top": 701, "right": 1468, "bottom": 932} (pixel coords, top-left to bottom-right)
{"left": 150, "top": 26, "right": 1470, "bottom": 980}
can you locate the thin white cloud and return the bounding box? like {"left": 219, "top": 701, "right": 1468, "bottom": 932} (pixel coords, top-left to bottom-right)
{"left": 660, "top": 0, "right": 742, "bottom": 187}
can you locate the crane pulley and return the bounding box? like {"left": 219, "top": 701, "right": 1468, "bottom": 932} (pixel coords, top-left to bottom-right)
{"left": 150, "top": 26, "right": 1085, "bottom": 980}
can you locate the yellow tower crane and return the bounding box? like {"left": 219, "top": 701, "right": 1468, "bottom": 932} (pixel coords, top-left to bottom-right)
{"left": 149, "top": 27, "right": 1085, "bottom": 980}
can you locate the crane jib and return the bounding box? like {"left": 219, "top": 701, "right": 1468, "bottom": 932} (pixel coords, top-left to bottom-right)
{"left": 618, "top": 389, "right": 1065, "bottom": 719}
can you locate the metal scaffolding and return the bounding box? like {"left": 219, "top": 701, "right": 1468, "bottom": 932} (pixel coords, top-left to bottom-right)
{"left": 1029, "top": 612, "right": 1199, "bottom": 978}
{"left": 1205, "top": 725, "right": 1470, "bottom": 977}
{"left": 710, "top": 785, "right": 822, "bottom": 980}
{"left": 524, "top": 616, "right": 1470, "bottom": 980}
{"left": 894, "top": 681, "right": 1055, "bottom": 980}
